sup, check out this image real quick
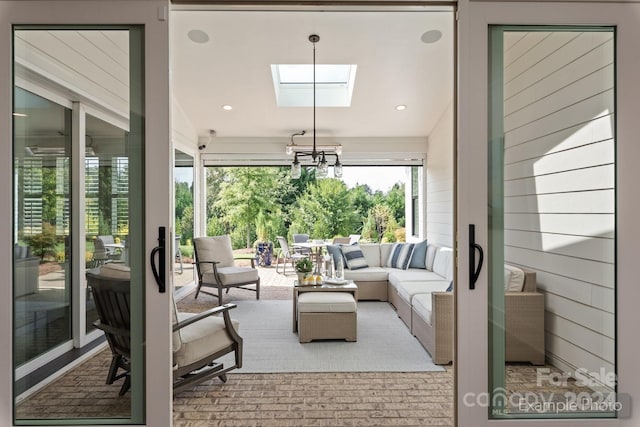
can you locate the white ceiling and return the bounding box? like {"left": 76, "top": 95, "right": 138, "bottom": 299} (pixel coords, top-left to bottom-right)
{"left": 170, "top": 9, "right": 455, "bottom": 141}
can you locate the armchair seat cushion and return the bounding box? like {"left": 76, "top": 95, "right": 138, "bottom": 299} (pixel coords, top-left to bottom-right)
{"left": 174, "top": 312, "right": 240, "bottom": 368}
{"left": 203, "top": 266, "right": 259, "bottom": 286}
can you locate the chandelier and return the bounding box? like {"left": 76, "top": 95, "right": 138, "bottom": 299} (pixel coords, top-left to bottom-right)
{"left": 288, "top": 35, "right": 343, "bottom": 179}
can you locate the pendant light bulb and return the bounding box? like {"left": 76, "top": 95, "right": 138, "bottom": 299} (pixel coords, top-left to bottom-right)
{"left": 291, "top": 155, "right": 302, "bottom": 179}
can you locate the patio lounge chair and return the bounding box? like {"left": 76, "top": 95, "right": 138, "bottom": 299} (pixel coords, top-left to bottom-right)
{"left": 193, "top": 235, "right": 260, "bottom": 306}
{"left": 87, "top": 264, "right": 243, "bottom": 395}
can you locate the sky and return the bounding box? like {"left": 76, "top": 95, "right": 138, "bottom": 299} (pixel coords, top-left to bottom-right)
{"left": 174, "top": 166, "right": 408, "bottom": 193}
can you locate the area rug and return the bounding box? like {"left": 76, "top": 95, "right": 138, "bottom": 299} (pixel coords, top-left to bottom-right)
{"left": 219, "top": 300, "right": 445, "bottom": 373}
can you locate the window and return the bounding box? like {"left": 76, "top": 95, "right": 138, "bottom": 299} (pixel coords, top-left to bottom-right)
{"left": 271, "top": 64, "right": 357, "bottom": 107}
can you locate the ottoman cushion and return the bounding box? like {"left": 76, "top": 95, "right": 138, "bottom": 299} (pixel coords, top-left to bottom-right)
{"left": 298, "top": 292, "right": 357, "bottom": 313}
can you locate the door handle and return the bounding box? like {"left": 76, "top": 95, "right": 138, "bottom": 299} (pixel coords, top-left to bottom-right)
{"left": 150, "top": 226, "right": 166, "bottom": 293}
{"left": 469, "top": 224, "right": 484, "bottom": 290}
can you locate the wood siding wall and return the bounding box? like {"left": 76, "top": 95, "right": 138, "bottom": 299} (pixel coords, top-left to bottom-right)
{"left": 15, "top": 30, "right": 129, "bottom": 120}
{"left": 426, "top": 102, "right": 454, "bottom": 247}
{"left": 502, "top": 31, "right": 615, "bottom": 377}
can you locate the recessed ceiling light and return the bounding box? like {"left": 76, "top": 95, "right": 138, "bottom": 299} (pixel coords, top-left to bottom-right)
{"left": 187, "top": 29, "right": 209, "bottom": 44}
{"left": 395, "top": 105, "right": 407, "bottom": 111}
{"left": 222, "top": 105, "right": 233, "bottom": 111}
{"left": 421, "top": 30, "right": 443, "bottom": 44}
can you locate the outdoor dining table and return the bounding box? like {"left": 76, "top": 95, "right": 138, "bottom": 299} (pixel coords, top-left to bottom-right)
{"left": 293, "top": 240, "right": 331, "bottom": 274}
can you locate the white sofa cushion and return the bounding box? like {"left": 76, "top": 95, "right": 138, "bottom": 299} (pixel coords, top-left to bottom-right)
{"left": 397, "top": 281, "right": 450, "bottom": 304}
{"left": 504, "top": 264, "right": 525, "bottom": 292}
{"left": 387, "top": 269, "right": 449, "bottom": 287}
{"left": 344, "top": 267, "right": 389, "bottom": 282}
{"left": 433, "top": 247, "right": 453, "bottom": 281}
{"left": 412, "top": 293, "right": 433, "bottom": 326}
{"left": 359, "top": 244, "right": 382, "bottom": 267}
{"left": 425, "top": 245, "right": 439, "bottom": 271}
{"left": 298, "top": 291, "right": 357, "bottom": 313}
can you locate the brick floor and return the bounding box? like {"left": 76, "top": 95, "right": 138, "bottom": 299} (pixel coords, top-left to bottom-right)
{"left": 16, "top": 266, "right": 596, "bottom": 424}
{"left": 173, "top": 371, "right": 454, "bottom": 427}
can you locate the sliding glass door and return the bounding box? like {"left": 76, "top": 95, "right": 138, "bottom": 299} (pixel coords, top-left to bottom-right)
{"left": 1, "top": 1, "right": 172, "bottom": 425}
{"left": 457, "top": 1, "right": 640, "bottom": 426}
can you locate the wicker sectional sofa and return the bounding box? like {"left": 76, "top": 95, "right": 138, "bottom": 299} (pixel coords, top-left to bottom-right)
{"left": 339, "top": 242, "right": 545, "bottom": 365}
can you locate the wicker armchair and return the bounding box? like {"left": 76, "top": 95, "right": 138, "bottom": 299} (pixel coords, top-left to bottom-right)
{"left": 411, "top": 267, "right": 544, "bottom": 365}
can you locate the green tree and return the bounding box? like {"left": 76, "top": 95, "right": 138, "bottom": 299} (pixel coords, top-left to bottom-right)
{"left": 25, "top": 223, "right": 57, "bottom": 261}
{"left": 279, "top": 166, "right": 316, "bottom": 230}
{"left": 174, "top": 181, "right": 193, "bottom": 244}
{"left": 215, "top": 167, "right": 287, "bottom": 248}
{"left": 290, "top": 178, "right": 360, "bottom": 238}
{"left": 178, "top": 205, "right": 194, "bottom": 244}
{"left": 347, "top": 184, "right": 374, "bottom": 235}
{"left": 385, "top": 182, "right": 406, "bottom": 226}
{"left": 206, "top": 167, "right": 227, "bottom": 224}
{"left": 369, "top": 204, "right": 395, "bottom": 241}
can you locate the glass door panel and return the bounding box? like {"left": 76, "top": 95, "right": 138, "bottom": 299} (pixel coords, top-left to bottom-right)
{"left": 458, "top": 2, "right": 640, "bottom": 426}
{"left": 13, "top": 87, "right": 72, "bottom": 367}
{"left": 174, "top": 149, "right": 194, "bottom": 290}
{"left": 85, "top": 114, "right": 128, "bottom": 334}
{"left": 488, "top": 26, "right": 616, "bottom": 419}
{"left": 13, "top": 27, "right": 144, "bottom": 423}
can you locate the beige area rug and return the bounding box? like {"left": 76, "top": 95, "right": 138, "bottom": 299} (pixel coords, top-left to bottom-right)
{"left": 177, "top": 282, "right": 445, "bottom": 374}
{"left": 177, "top": 284, "right": 292, "bottom": 312}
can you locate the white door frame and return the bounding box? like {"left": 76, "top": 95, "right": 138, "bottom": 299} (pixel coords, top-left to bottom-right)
{"left": 457, "top": 1, "right": 640, "bottom": 425}
{"left": 0, "top": 1, "right": 173, "bottom": 425}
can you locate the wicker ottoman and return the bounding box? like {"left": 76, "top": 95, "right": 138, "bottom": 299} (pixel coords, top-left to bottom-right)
{"left": 297, "top": 292, "right": 357, "bottom": 343}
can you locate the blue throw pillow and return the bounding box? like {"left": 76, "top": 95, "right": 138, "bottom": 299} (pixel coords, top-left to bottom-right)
{"left": 386, "top": 243, "right": 416, "bottom": 270}
{"left": 325, "top": 245, "right": 345, "bottom": 269}
{"left": 340, "top": 245, "right": 369, "bottom": 270}
{"left": 408, "top": 240, "right": 428, "bottom": 269}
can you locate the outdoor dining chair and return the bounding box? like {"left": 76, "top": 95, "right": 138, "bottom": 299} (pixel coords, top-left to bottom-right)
{"left": 275, "top": 236, "right": 309, "bottom": 275}
{"left": 292, "top": 233, "right": 311, "bottom": 256}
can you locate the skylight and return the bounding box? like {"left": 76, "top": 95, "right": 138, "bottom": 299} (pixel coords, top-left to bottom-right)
{"left": 271, "top": 64, "right": 357, "bottom": 107}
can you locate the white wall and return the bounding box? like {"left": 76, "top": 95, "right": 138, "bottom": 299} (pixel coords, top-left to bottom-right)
{"left": 502, "top": 31, "right": 615, "bottom": 378}
{"left": 426, "top": 102, "right": 454, "bottom": 247}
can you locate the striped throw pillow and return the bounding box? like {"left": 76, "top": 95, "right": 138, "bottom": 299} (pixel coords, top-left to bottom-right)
{"left": 340, "top": 245, "right": 369, "bottom": 270}
{"left": 386, "top": 243, "right": 416, "bottom": 270}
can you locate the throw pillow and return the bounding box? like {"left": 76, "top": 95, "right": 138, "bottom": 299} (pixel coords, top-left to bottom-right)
{"left": 446, "top": 280, "right": 454, "bottom": 292}
{"left": 325, "top": 245, "right": 345, "bottom": 269}
{"left": 408, "top": 240, "right": 428, "bottom": 269}
{"left": 340, "top": 245, "right": 369, "bottom": 270}
{"left": 386, "top": 243, "right": 416, "bottom": 270}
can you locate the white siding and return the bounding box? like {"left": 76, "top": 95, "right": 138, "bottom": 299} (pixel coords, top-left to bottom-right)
{"left": 426, "top": 102, "right": 454, "bottom": 247}
{"left": 502, "top": 31, "right": 615, "bottom": 377}
{"left": 14, "top": 30, "right": 129, "bottom": 120}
